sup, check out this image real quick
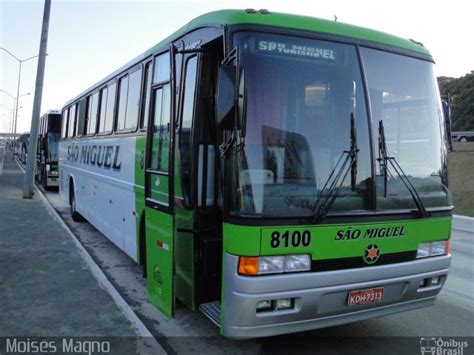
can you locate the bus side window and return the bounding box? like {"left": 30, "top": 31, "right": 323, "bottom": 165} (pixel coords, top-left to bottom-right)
{"left": 179, "top": 56, "right": 198, "bottom": 203}
{"left": 68, "top": 105, "right": 76, "bottom": 138}
{"left": 174, "top": 53, "right": 183, "bottom": 123}
{"left": 140, "top": 62, "right": 153, "bottom": 128}
{"left": 153, "top": 53, "right": 170, "bottom": 83}
{"left": 148, "top": 51, "right": 172, "bottom": 172}
{"left": 85, "top": 95, "right": 92, "bottom": 135}
{"left": 98, "top": 87, "right": 108, "bottom": 133}
{"left": 62, "top": 109, "right": 69, "bottom": 138}
{"left": 87, "top": 91, "right": 99, "bottom": 135}
{"left": 150, "top": 84, "right": 171, "bottom": 172}
{"left": 99, "top": 83, "right": 116, "bottom": 134}
{"left": 141, "top": 62, "right": 152, "bottom": 129}
{"left": 125, "top": 68, "right": 142, "bottom": 130}
{"left": 105, "top": 83, "right": 117, "bottom": 133}
{"left": 117, "top": 75, "right": 129, "bottom": 131}
{"left": 75, "top": 101, "right": 83, "bottom": 136}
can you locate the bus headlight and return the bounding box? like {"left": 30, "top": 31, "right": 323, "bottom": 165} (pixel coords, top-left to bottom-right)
{"left": 238, "top": 255, "right": 311, "bottom": 275}
{"left": 285, "top": 255, "right": 311, "bottom": 272}
{"left": 417, "top": 240, "right": 450, "bottom": 258}
{"left": 259, "top": 256, "right": 285, "bottom": 274}
{"left": 417, "top": 243, "right": 431, "bottom": 258}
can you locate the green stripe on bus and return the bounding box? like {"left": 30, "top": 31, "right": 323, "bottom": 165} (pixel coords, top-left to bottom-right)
{"left": 224, "top": 217, "right": 451, "bottom": 258}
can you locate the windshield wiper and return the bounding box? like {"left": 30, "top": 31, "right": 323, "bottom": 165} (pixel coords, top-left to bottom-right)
{"left": 377, "top": 120, "right": 430, "bottom": 218}
{"left": 312, "top": 113, "right": 359, "bottom": 223}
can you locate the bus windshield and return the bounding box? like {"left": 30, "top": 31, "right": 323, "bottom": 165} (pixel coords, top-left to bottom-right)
{"left": 230, "top": 32, "right": 372, "bottom": 217}
{"left": 228, "top": 32, "right": 450, "bottom": 218}
{"left": 360, "top": 48, "right": 451, "bottom": 211}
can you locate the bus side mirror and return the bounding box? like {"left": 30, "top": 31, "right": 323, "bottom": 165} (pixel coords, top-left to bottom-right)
{"left": 237, "top": 69, "right": 246, "bottom": 138}
{"left": 216, "top": 65, "right": 237, "bottom": 130}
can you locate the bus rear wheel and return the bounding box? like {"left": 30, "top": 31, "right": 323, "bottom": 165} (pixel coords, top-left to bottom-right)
{"left": 70, "top": 183, "right": 84, "bottom": 222}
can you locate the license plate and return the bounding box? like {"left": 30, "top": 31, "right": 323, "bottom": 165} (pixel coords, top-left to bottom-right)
{"left": 347, "top": 287, "right": 384, "bottom": 306}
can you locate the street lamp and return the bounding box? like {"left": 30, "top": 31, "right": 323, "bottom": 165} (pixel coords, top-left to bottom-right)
{"left": 0, "top": 89, "right": 30, "bottom": 101}
{"left": 0, "top": 113, "right": 10, "bottom": 134}
{"left": 0, "top": 104, "right": 14, "bottom": 141}
{"left": 0, "top": 104, "right": 13, "bottom": 111}
{"left": 0, "top": 104, "right": 23, "bottom": 140}
{"left": 0, "top": 90, "right": 30, "bottom": 140}
{"left": 0, "top": 47, "right": 41, "bottom": 139}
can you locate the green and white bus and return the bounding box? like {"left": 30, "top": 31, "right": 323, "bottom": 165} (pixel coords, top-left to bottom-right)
{"left": 59, "top": 9, "right": 452, "bottom": 338}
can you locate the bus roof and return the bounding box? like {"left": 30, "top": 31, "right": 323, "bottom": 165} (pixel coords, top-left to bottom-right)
{"left": 155, "top": 9, "right": 431, "bottom": 57}
{"left": 42, "top": 110, "right": 62, "bottom": 116}
{"left": 63, "top": 9, "right": 431, "bottom": 108}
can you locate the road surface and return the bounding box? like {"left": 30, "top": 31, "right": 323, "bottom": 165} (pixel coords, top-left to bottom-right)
{"left": 37, "top": 181, "right": 473, "bottom": 354}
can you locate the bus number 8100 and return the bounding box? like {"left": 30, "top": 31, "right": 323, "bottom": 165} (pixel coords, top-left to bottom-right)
{"left": 270, "top": 230, "right": 312, "bottom": 248}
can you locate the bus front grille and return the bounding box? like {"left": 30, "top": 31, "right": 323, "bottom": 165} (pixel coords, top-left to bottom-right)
{"left": 311, "top": 251, "right": 417, "bottom": 272}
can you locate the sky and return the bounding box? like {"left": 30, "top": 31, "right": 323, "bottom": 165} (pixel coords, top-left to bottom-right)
{"left": 0, "top": 0, "right": 473, "bottom": 133}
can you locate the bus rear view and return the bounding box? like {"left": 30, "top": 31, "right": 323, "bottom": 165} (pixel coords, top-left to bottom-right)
{"left": 36, "top": 110, "right": 61, "bottom": 189}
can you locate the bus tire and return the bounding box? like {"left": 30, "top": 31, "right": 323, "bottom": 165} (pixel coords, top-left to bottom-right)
{"left": 459, "top": 136, "right": 467, "bottom": 143}
{"left": 42, "top": 170, "right": 49, "bottom": 191}
{"left": 70, "top": 181, "right": 84, "bottom": 222}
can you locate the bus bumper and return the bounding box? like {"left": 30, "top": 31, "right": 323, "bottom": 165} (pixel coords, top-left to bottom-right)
{"left": 46, "top": 176, "right": 59, "bottom": 187}
{"left": 221, "top": 253, "right": 451, "bottom": 338}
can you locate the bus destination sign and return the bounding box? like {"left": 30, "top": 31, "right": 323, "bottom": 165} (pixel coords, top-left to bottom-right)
{"left": 257, "top": 40, "right": 337, "bottom": 61}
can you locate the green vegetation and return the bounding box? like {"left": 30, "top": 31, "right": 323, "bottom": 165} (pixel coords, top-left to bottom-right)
{"left": 438, "top": 71, "right": 474, "bottom": 131}
{"left": 448, "top": 142, "right": 474, "bottom": 216}
{"left": 441, "top": 72, "right": 474, "bottom": 216}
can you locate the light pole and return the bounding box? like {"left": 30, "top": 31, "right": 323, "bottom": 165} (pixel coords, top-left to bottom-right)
{"left": 0, "top": 90, "right": 30, "bottom": 140}
{"left": 23, "top": 0, "right": 52, "bottom": 198}
{"left": 0, "top": 47, "right": 40, "bottom": 140}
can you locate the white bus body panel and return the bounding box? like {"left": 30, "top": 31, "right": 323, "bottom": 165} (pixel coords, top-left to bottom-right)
{"left": 59, "top": 136, "right": 139, "bottom": 262}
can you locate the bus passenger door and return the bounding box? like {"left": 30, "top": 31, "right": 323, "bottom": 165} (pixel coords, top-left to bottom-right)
{"left": 144, "top": 51, "right": 175, "bottom": 317}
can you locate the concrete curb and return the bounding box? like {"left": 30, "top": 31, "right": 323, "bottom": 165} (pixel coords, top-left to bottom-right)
{"left": 14, "top": 158, "right": 165, "bottom": 354}
{"left": 453, "top": 214, "right": 474, "bottom": 234}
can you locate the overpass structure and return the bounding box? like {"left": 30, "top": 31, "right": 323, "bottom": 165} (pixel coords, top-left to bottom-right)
{"left": 0, "top": 132, "right": 21, "bottom": 139}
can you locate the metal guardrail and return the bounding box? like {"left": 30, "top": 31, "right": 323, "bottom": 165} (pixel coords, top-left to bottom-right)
{"left": 453, "top": 215, "right": 474, "bottom": 235}
{"left": 451, "top": 131, "right": 474, "bottom": 136}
